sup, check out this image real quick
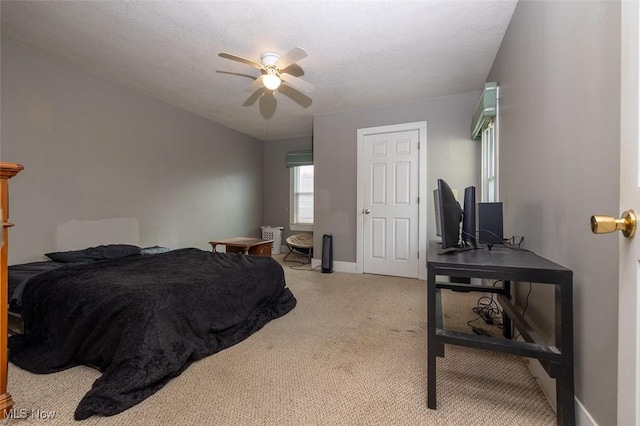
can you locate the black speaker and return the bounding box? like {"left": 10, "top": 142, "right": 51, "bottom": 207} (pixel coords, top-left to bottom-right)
{"left": 478, "top": 202, "right": 504, "bottom": 244}
{"left": 321, "top": 234, "right": 333, "bottom": 273}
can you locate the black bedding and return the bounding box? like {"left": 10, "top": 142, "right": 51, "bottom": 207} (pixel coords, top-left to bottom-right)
{"left": 8, "top": 260, "right": 77, "bottom": 312}
{"left": 8, "top": 248, "right": 296, "bottom": 420}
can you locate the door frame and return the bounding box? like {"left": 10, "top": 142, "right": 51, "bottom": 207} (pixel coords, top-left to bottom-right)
{"left": 618, "top": 0, "right": 639, "bottom": 424}
{"left": 356, "top": 121, "right": 427, "bottom": 280}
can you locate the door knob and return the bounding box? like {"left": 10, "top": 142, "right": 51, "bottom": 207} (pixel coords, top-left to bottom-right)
{"left": 590, "top": 209, "right": 637, "bottom": 238}
{"left": 364, "top": 209, "right": 371, "bottom": 214}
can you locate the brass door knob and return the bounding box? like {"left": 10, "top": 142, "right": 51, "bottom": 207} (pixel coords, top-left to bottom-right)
{"left": 590, "top": 209, "right": 637, "bottom": 238}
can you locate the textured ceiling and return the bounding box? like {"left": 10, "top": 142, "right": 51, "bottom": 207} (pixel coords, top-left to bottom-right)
{"left": 1, "top": 1, "right": 517, "bottom": 141}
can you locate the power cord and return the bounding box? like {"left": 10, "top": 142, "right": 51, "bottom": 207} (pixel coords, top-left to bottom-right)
{"left": 476, "top": 230, "right": 534, "bottom": 253}
{"left": 507, "top": 235, "right": 525, "bottom": 247}
{"left": 513, "top": 282, "right": 533, "bottom": 341}
{"left": 467, "top": 296, "right": 504, "bottom": 327}
{"left": 467, "top": 282, "right": 505, "bottom": 336}
{"left": 466, "top": 278, "right": 518, "bottom": 337}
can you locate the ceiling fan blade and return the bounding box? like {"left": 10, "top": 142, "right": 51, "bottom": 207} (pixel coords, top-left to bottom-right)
{"left": 280, "top": 73, "right": 314, "bottom": 94}
{"left": 279, "top": 84, "right": 313, "bottom": 108}
{"left": 246, "top": 75, "right": 266, "bottom": 93}
{"left": 219, "top": 52, "right": 264, "bottom": 69}
{"left": 276, "top": 47, "right": 308, "bottom": 70}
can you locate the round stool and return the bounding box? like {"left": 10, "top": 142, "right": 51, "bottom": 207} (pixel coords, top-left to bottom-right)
{"left": 283, "top": 233, "right": 313, "bottom": 263}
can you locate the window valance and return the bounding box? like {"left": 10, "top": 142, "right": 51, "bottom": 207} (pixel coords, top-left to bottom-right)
{"left": 286, "top": 150, "right": 313, "bottom": 168}
{"left": 471, "top": 82, "right": 498, "bottom": 140}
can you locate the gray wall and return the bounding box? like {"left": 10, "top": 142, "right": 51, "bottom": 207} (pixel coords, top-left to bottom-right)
{"left": 313, "top": 92, "right": 480, "bottom": 263}
{"left": 1, "top": 38, "right": 265, "bottom": 264}
{"left": 263, "top": 135, "right": 313, "bottom": 241}
{"left": 487, "top": 1, "right": 620, "bottom": 424}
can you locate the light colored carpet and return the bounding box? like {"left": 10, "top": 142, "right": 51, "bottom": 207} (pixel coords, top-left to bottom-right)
{"left": 5, "top": 254, "right": 556, "bottom": 425}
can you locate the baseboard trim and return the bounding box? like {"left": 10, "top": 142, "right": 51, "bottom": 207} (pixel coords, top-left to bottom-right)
{"left": 311, "top": 259, "right": 359, "bottom": 273}
{"left": 527, "top": 359, "right": 557, "bottom": 412}
{"left": 575, "top": 396, "right": 598, "bottom": 426}
{"left": 527, "top": 359, "right": 597, "bottom": 426}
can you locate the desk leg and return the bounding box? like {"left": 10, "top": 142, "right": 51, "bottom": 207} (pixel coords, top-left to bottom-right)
{"left": 503, "top": 280, "right": 512, "bottom": 340}
{"left": 427, "top": 269, "right": 437, "bottom": 409}
{"left": 556, "top": 280, "right": 575, "bottom": 425}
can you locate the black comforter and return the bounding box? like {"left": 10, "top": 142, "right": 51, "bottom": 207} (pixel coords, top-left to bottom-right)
{"left": 8, "top": 248, "right": 296, "bottom": 420}
{"left": 9, "top": 260, "right": 78, "bottom": 312}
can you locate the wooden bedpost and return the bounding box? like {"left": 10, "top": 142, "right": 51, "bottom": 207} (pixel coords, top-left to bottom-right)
{"left": 0, "top": 162, "right": 23, "bottom": 418}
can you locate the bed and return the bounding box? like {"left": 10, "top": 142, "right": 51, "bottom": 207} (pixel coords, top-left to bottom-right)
{"left": 7, "top": 245, "right": 296, "bottom": 420}
{"left": 8, "top": 244, "right": 162, "bottom": 313}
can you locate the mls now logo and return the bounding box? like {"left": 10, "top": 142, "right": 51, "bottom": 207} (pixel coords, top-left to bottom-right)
{"left": 4, "top": 407, "right": 57, "bottom": 419}
{"left": 4, "top": 408, "right": 28, "bottom": 419}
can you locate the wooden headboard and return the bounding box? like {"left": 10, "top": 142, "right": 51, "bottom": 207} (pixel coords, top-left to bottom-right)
{"left": 0, "top": 162, "right": 23, "bottom": 418}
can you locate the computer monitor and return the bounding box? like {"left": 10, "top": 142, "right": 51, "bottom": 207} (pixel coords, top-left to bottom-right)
{"left": 433, "top": 188, "right": 442, "bottom": 238}
{"left": 435, "top": 178, "right": 477, "bottom": 254}
{"left": 462, "top": 186, "right": 477, "bottom": 249}
{"left": 436, "top": 179, "right": 462, "bottom": 252}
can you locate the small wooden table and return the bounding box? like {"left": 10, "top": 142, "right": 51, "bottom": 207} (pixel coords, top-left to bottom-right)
{"left": 209, "top": 237, "right": 273, "bottom": 257}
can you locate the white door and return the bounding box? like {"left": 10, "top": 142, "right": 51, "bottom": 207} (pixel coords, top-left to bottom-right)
{"left": 618, "top": 2, "right": 640, "bottom": 424}
{"left": 359, "top": 126, "right": 421, "bottom": 278}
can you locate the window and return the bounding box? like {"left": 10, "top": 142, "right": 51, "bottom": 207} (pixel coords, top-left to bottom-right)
{"left": 481, "top": 119, "right": 498, "bottom": 202}
{"left": 290, "top": 165, "right": 314, "bottom": 231}
{"left": 472, "top": 82, "right": 498, "bottom": 202}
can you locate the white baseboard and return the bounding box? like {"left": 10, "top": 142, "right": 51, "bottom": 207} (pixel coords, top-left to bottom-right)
{"left": 575, "top": 396, "right": 598, "bottom": 426}
{"left": 527, "top": 359, "right": 597, "bottom": 426}
{"left": 310, "top": 259, "right": 359, "bottom": 273}
{"left": 527, "top": 359, "right": 557, "bottom": 412}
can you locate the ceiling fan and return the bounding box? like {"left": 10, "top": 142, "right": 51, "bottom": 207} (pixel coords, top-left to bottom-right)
{"left": 219, "top": 47, "right": 314, "bottom": 97}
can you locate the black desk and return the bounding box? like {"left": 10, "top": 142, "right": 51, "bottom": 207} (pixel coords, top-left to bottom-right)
{"left": 426, "top": 242, "right": 574, "bottom": 426}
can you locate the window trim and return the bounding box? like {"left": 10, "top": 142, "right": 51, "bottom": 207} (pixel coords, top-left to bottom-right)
{"left": 480, "top": 86, "right": 499, "bottom": 202}
{"left": 289, "top": 165, "right": 314, "bottom": 232}
{"left": 481, "top": 119, "right": 497, "bottom": 202}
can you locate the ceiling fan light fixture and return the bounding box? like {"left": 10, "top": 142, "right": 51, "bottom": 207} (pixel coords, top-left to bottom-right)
{"left": 263, "top": 70, "right": 281, "bottom": 90}
{"left": 220, "top": 47, "right": 313, "bottom": 100}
